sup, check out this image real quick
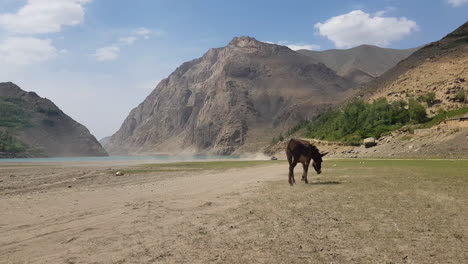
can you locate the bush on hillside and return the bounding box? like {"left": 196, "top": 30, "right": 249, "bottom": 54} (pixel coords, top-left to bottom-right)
{"left": 408, "top": 99, "right": 428, "bottom": 123}
{"left": 417, "top": 92, "right": 437, "bottom": 107}
{"left": 303, "top": 98, "right": 415, "bottom": 144}
{"left": 0, "top": 97, "right": 31, "bottom": 128}
{"left": 0, "top": 131, "right": 28, "bottom": 153}
{"left": 455, "top": 89, "right": 466, "bottom": 103}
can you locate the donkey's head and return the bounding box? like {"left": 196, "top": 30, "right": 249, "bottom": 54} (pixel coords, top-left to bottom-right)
{"left": 312, "top": 151, "right": 328, "bottom": 174}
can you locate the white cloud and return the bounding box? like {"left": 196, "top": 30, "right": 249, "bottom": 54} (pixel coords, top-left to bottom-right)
{"left": 119, "top": 36, "right": 137, "bottom": 45}
{"left": 448, "top": 0, "right": 468, "bottom": 6}
{"left": 0, "top": 37, "right": 57, "bottom": 65}
{"left": 134, "top": 27, "right": 152, "bottom": 37}
{"left": 315, "top": 10, "right": 419, "bottom": 49}
{"left": 278, "top": 41, "right": 320, "bottom": 51}
{"left": 94, "top": 46, "right": 120, "bottom": 61}
{"left": 95, "top": 27, "right": 159, "bottom": 61}
{"left": 264, "top": 40, "right": 320, "bottom": 51}
{"left": 0, "top": 0, "right": 93, "bottom": 35}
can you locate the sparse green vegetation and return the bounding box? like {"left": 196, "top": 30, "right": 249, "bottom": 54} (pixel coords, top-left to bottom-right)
{"left": 417, "top": 92, "right": 437, "bottom": 106}
{"left": 277, "top": 96, "right": 465, "bottom": 145}
{"left": 302, "top": 98, "right": 418, "bottom": 145}
{"left": 455, "top": 89, "right": 466, "bottom": 103}
{"left": 112, "top": 160, "right": 282, "bottom": 175}
{"left": 37, "top": 107, "right": 61, "bottom": 117}
{"left": 214, "top": 159, "right": 468, "bottom": 263}
{"left": 0, "top": 97, "right": 31, "bottom": 128}
{"left": 420, "top": 106, "right": 468, "bottom": 128}
{"left": 286, "top": 120, "right": 309, "bottom": 136}
{"left": 271, "top": 134, "right": 284, "bottom": 144}
{"left": 0, "top": 131, "right": 28, "bottom": 153}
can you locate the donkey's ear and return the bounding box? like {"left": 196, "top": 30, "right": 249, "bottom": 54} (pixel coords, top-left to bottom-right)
{"left": 321, "top": 152, "right": 329, "bottom": 157}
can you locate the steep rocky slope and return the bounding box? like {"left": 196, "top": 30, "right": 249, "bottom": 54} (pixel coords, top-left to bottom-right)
{"left": 0, "top": 82, "right": 107, "bottom": 158}
{"left": 298, "top": 45, "right": 417, "bottom": 85}
{"left": 107, "top": 37, "right": 358, "bottom": 155}
{"left": 367, "top": 21, "right": 468, "bottom": 112}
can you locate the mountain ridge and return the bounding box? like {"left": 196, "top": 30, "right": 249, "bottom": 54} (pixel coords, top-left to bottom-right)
{"left": 0, "top": 82, "right": 108, "bottom": 158}
{"left": 298, "top": 44, "right": 418, "bottom": 85}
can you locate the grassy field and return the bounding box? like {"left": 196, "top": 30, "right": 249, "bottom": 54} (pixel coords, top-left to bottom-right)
{"left": 172, "top": 159, "right": 468, "bottom": 263}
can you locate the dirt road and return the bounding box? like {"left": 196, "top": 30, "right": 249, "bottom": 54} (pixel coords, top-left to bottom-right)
{"left": 0, "top": 162, "right": 283, "bottom": 263}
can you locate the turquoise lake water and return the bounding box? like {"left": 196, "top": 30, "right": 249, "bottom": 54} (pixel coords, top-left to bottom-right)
{"left": 0, "top": 155, "right": 241, "bottom": 163}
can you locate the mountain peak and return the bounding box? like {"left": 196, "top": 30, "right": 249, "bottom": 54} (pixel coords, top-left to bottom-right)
{"left": 228, "top": 36, "right": 263, "bottom": 48}
{"left": 0, "top": 82, "right": 24, "bottom": 97}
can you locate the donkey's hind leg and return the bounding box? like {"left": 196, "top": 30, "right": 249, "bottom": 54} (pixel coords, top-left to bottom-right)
{"left": 288, "top": 160, "right": 298, "bottom": 186}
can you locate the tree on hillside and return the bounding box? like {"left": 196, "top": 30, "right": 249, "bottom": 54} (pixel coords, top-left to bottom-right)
{"left": 408, "top": 99, "right": 428, "bottom": 123}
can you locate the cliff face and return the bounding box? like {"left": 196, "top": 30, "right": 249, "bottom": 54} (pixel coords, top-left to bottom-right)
{"left": 0, "top": 82, "right": 108, "bottom": 158}
{"left": 108, "top": 37, "right": 357, "bottom": 155}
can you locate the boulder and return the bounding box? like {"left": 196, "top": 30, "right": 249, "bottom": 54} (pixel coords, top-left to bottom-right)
{"left": 364, "top": 138, "right": 377, "bottom": 148}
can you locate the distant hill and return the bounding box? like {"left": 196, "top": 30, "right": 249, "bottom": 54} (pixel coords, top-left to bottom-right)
{"left": 0, "top": 82, "right": 108, "bottom": 158}
{"left": 298, "top": 45, "right": 417, "bottom": 85}
{"left": 107, "top": 37, "right": 358, "bottom": 155}
{"left": 99, "top": 136, "right": 111, "bottom": 147}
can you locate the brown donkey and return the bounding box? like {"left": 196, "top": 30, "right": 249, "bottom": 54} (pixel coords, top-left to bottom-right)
{"left": 286, "top": 139, "right": 328, "bottom": 185}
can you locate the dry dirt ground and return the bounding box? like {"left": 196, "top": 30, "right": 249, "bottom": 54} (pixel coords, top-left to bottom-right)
{"left": 1, "top": 159, "right": 467, "bottom": 264}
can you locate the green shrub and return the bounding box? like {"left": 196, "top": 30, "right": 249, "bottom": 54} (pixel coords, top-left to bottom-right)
{"left": 0, "top": 131, "right": 28, "bottom": 153}
{"left": 409, "top": 99, "right": 428, "bottom": 123}
{"left": 0, "top": 97, "right": 31, "bottom": 128}
{"left": 455, "top": 89, "right": 466, "bottom": 103}
{"left": 417, "top": 92, "right": 437, "bottom": 106}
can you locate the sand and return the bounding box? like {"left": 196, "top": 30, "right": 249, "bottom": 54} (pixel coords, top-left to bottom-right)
{"left": 0, "top": 161, "right": 282, "bottom": 263}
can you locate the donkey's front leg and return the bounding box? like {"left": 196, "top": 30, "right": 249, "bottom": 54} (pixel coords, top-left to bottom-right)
{"left": 302, "top": 161, "right": 310, "bottom": 184}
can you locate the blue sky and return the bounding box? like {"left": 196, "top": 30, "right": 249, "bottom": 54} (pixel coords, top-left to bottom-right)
{"left": 0, "top": 0, "right": 467, "bottom": 139}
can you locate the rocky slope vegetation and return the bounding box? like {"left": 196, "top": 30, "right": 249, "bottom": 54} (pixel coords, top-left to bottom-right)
{"left": 298, "top": 45, "right": 417, "bottom": 85}
{"left": 0, "top": 82, "right": 108, "bottom": 158}
{"left": 367, "top": 22, "right": 468, "bottom": 112}
{"left": 266, "top": 22, "right": 468, "bottom": 159}
{"left": 108, "top": 37, "right": 360, "bottom": 155}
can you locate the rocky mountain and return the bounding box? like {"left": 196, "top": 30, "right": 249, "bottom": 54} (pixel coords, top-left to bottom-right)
{"left": 107, "top": 37, "right": 359, "bottom": 155}
{"left": 298, "top": 45, "right": 417, "bottom": 85}
{"left": 366, "top": 21, "right": 468, "bottom": 114}
{"left": 0, "top": 82, "right": 108, "bottom": 158}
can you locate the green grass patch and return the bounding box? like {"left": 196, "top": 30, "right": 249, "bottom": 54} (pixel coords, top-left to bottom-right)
{"left": 420, "top": 107, "right": 468, "bottom": 128}
{"left": 112, "top": 160, "right": 283, "bottom": 174}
